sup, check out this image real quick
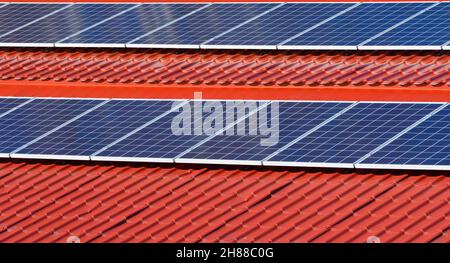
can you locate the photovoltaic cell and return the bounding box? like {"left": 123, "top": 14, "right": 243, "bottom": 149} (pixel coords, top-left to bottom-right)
{"left": 0, "top": 98, "right": 29, "bottom": 112}
{"left": 0, "top": 99, "right": 102, "bottom": 154}
{"left": 130, "top": 3, "right": 277, "bottom": 47}
{"left": 282, "top": 3, "right": 433, "bottom": 47}
{"left": 361, "top": 105, "right": 450, "bottom": 167}
{"left": 206, "top": 3, "right": 351, "bottom": 47}
{"left": 267, "top": 103, "right": 441, "bottom": 165}
{"left": 94, "top": 101, "right": 263, "bottom": 160}
{"left": 0, "top": 4, "right": 67, "bottom": 37}
{"left": 0, "top": 4, "right": 132, "bottom": 44}
{"left": 364, "top": 3, "right": 450, "bottom": 47}
{"left": 60, "top": 4, "right": 204, "bottom": 45}
{"left": 16, "top": 100, "right": 176, "bottom": 157}
{"left": 178, "top": 102, "right": 351, "bottom": 163}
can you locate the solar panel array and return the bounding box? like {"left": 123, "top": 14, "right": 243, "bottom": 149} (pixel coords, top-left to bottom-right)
{"left": 0, "top": 97, "right": 447, "bottom": 171}
{"left": 0, "top": 2, "right": 448, "bottom": 50}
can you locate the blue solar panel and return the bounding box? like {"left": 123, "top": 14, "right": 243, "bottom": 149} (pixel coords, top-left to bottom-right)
{"left": 0, "top": 4, "right": 132, "bottom": 44}
{"left": 178, "top": 102, "right": 351, "bottom": 163}
{"left": 60, "top": 4, "right": 205, "bottom": 46}
{"left": 282, "top": 3, "right": 433, "bottom": 47}
{"left": 0, "top": 98, "right": 29, "bottom": 112}
{"left": 15, "top": 100, "right": 176, "bottom": 157}
{"left": 0, "top": 4, "right": 67, "bottom": 37}
{"left": 361, "top": 105, "right": 450, "bottom": 167}
{"left": 129, "top": 3, "right": 277, "bottom": 47}
{"left": 364, "top": 3, "right": 450, "bottom": 47}
{"left": 94, "top": 100, "right": 263, "bottom": 161}
{"left": 266, "top": 103, "right": 441, "bottom": 165}
{"left": 0, "top": 99, "right": 102, "bottom": 154}
{"left": 205, "top": 3, "right": 351, "bottom": 47}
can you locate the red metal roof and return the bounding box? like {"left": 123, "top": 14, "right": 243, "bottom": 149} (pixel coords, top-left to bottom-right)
{"left": 0, "top": 48, "right": 449, "bottom": 102}
{"left": 0, "top": 160, "right": 448, "bottom": 243}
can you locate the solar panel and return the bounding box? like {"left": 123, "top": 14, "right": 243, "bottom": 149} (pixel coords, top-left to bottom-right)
{"left": 279, "top": 2, "right": 433, "bottom": 50}
{"left": 361, "top": 2, "right": 450, "bottom": 50}
{"left": 0, "top": 99, "right": 103, "bottom": 157}
{"left": 13, "top": 100, "right": 181, "bottom": 160}
{"left": 0, "top": 4, "right": 133, "bottom": 47}
{"left": 128, "top": 3, "right": 278, "bottom": 49}
{"left": 0, "top": 4, "right": 68, "bottom": 41}
{"left": 58, "top": 4, "right": 205, "bottom": 48}
{"left": 202, "top": 3, "right": 352, "bottom": 49}
{"left": 264, "top": 103, "right": 442, "bottom": 168}
{"left": 92, "top": 100, "right": 265, "bottom": 163}
{"left": 176, "top": 102, "right": 351, "bottom": 165}
{"left": 0, "top": 97, "right": 30, "bottom": 113}
{"left": 357, "top": 104, "right": 450, "bottom": 170}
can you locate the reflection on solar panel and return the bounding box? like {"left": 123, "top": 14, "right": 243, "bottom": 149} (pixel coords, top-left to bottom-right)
{"left": 0, "top": 2, "right": 447, "bottom": 50}
{"left": 128, "top": 3, "right": 277, "bottom": 48}
{"left": 0, "top": 4, "right": 132, "bottom": 47}
{"left": 362, "top": 2, "right": 450, "bottom": 49}
{"left": 0, "top": 4, "right": 67, "bottom": 38}
{"left": 265, "top": 103, "right": 442, "bottom": 168}
{"left": 0, "top": 98, "right": 30, "bottom": 113}
{"left": 203, "top": 3, "right": 352, "bottom": 49}
{"left": 58, "top": 4, "right": 205, "bottom": 47}
{"left": 14, "top": 100, "right": 180, "bottom": 159}
{"left": 358, "top": 105, "right": 450, "bottom": 170}
{"left": 177, "top": 102, "right": 351, "bottom": 165}
{"left": 0, "top": 99, "right": 103, "bottom": 156}
{"left": 92, "top": 100, "right": 265, "bottom": 162}
{"left": 280, "top": 2, "right": 433, "bottom": 49}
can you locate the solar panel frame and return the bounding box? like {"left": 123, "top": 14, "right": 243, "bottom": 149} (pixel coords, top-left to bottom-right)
{"left": 278, "top": 2, "right": 435, "bottom": 51}
{"left": 12, "top": 99, "right": 186, "bottom": 161}
{"left": 263, "top": 101, "right": 444, "bottom": 169}
{"left": 359, "top": 2, "right": 449, "bottom": 50}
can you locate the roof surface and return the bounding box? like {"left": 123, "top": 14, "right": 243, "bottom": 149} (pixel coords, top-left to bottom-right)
{"left": 0, "top": 160, "right": 448, "bottom": 243}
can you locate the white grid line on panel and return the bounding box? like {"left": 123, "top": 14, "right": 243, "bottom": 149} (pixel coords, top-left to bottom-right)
{"left": 357, "top": 2, "right": 441, "bottom": 47}
{"left": 201, "top": 3, "right": 285, "bottom": 46}
{"left": 91, "top": 100, "right": 190, "bottom": 157}
{"left": 56, "top": 4, "right": 141, "bottom": 43}
{"left": 262, "top": 102, "right": 359, "bottom": 162}
{"left": 10, "top": 99, "right": 111, "bottom": 154}
{"left": 277, "top": 2, "right": 361, "bottom": 46}
{"left": 0, "top": 3, "right": 74, "bottom": 39}
{"left": 354, "top": 102, "right": 448, "bottom": 165}
{"left": 126, "top": 3, "right": 212, "bottom": 44}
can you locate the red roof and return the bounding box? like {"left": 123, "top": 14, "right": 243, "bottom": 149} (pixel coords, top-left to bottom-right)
{"left": 0, "top": 160, "right": 448, "bottom": 243}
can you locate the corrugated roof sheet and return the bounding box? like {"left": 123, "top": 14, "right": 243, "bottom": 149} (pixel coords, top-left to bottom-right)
{"left": 0, "top": 48, "right": 448, "bottom": 88}
{"left": 0, "top": 160, "right": 448, "bottom": 243}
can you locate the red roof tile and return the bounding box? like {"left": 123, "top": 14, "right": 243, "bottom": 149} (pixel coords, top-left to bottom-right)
{"left": 0, "top": 160, "right": 448, "bottom": 243}
{"left": 1, "top": 48, "right": 448, "bottom": 88}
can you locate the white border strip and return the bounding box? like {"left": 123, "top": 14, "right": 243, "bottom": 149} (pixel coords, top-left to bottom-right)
{"left": 92, "top": 100, "right": 190, "bottom": 157}
{"left": 90, "top": 156, "right": 173, "bottom": 163}
{"left": 359, "top": 45, "right": 443, "bottom": 50}
{"left": 126, "top": 3, "right": 211, "bottom": 45}
{"left": 200, "top": 44, "right": 277, "bottom": 50}
{"left": 355, "top": 163, "right": 450, "bottom": 171}
{"left": 10, "top": 99, "right": 110, "bottom": 155}
{"left": 0, "top": 153, "right": 9, "bottom": 159}
{"left": 277, "top": 2, "right": 361, "bottom": 46}
{"left": 263, "top": 161, "right": 354, "bottom": 169}
{"left": 262, "top": 102, "right": 359, "bottom": 162}
{"left": 0, "top": 42, "right": 54, "bottom": 47}
{"left": 278, "top": 45, "right": 357, "bottom": 50}
{"left": 358, "top": 2, "right": 441, "bottom": 47}
{"left": 175, "top": 158, "right": 262, "bottom": 166}
{"left": 55, "top": 43, "right": 126, "bottom": 48}
{"left": 201, "top": 3, "right": 285, "bottom": 46}
{"left": 10, "top": 153, "right": 90, "bottom": 161}
{"left": 354, "top": 102, "right": 448, "bottom": 164}
{"left": 126, "top": 43, "right": 200, "bottom": 49}
{"left": 0, "top": 3, "right": 74, "bottom": 39}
